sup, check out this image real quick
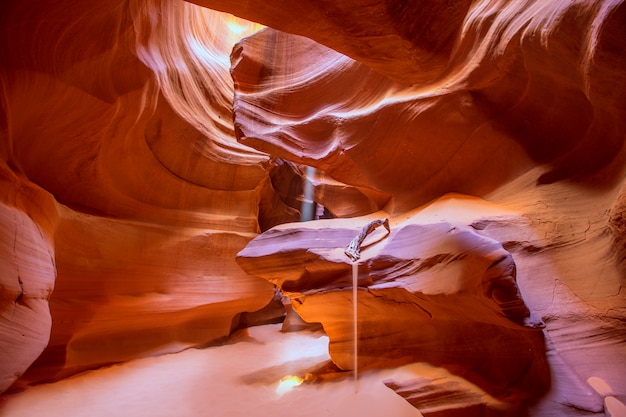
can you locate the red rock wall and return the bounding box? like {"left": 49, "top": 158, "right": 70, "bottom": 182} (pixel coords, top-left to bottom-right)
{"left": 222, "top": 0, "right": 626, "bottom": 414}
{"left": 228, "top": 1, "right": 626, "bottom": 212}
{"left": 0, "top": 168, "right": 57, "bottom": 393}
{"left": 1, "top": 0, "right": 625, "bottom": 414}
{"left": 0, "top": 0, "right": 275, "bottom": 389}
{"left": 236, "top": 207, "right": 551, "bottom": 410}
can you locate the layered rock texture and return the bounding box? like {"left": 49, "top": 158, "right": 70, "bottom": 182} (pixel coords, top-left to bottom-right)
{"left": 1, "top": 0, "right": 626, "bottom": 415}
{"left": 236, "top": 205, "right": 550, "bottom": 413}
{"left": 0, "top": 0, "right": 274, "bottom": 390}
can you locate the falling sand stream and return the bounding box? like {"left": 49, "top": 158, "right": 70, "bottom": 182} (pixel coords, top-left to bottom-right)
{"left": 352, "top": 261, "right": 359, "bottom": 393}
{"left": 344, "top": 218, "right": 390, "bottom": 394}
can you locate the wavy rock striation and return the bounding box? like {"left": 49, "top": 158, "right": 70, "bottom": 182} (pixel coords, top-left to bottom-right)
{"left": 237, "top": 207, "right": 550, "bottom": 411}
{"left": 225, "top": 5, "right": 626, "bottom": 412}
{"left": 0, "top": 168, "right": 57, "bottom": 393}
{"left": 229, "top": 1, "right": 626, "bottom": 212}
{"left": 1, "top": 0, "right": 625, "bottom": 415}
{"left": 0, "top": 0, "right": 276, "bottom": 389}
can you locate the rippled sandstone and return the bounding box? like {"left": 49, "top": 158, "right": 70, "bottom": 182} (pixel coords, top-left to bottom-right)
{"left": 236, "top": 203, "right": 550, "bottom": 411}
{"left": 1, "top": 0, "right": 625, "bottom": 415}
{"left": 1, "top": 0, "right": 275, "bottom": 389}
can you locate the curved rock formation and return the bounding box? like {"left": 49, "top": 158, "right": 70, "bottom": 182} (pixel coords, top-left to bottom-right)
{"left": 237, "top": 205, "right": 549, "bottom": 410}
{"left": 0, "top": 168, "right": 57, "bottom": 393}
{"left": 229, "top": 1, "right": 626, "bottom": 212}
{"left": 0, "top": 0, "right": 276, "bottom": 388}
{"left": 1, "top": 0, "right": 625, "bottom": 415}
{"left": 225, "top": 7, "right": 626, "bottom": 411}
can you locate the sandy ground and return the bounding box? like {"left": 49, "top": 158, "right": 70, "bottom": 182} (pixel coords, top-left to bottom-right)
{"left": 0, "top": 324, "right": 424, "bottom": 417}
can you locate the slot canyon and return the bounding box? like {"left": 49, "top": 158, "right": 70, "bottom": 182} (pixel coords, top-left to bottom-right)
{"left": 1, "top": 0, "right": 625, "bottom": 416}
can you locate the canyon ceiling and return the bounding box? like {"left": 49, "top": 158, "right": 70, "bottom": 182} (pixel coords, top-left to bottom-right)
{"left": 1, "top": 0, "right": 625, "bottom": 415}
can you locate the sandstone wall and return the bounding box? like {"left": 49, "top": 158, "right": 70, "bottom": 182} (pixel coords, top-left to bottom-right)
{"left": 0, "top": 0, "right": 275, "bottom": 389}
{"left": 1, "top": 0, "right": 625, "bottom": 415}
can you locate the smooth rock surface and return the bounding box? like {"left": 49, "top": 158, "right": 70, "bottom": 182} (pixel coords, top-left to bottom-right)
{"left": 1, "top": 0, "right": 625, "bottom": 415}
{"left": 1, "top": 0, "right": 276, "bottom": 388}
{"left": 0, "top": 166, "right": 58, "bottom": 392}
{"left": 0, "top": 202, "right": 55, "bottom": 392}
{"left": 237, "top": 200, "right": 550, "bottom": 410}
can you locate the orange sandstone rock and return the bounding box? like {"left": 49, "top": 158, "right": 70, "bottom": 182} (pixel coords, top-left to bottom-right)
{"left": 0, "top": 167, "right": 57, "bottom": 392}
{"left": 237, "top": 209, "right": 549, "bottom": 407}
{"left": 1, "top": 1, "right": 625, "bottom": 415}
{"left": 228, "top": 1, "right": 626, "bottom": 211}
{"left": 1, "top": 0, "right": 275, "bottom": 388}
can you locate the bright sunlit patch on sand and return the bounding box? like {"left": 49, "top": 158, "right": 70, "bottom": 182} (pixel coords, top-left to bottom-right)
{"left": 276, "top": 375, "right": 304, "bottom": 396}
